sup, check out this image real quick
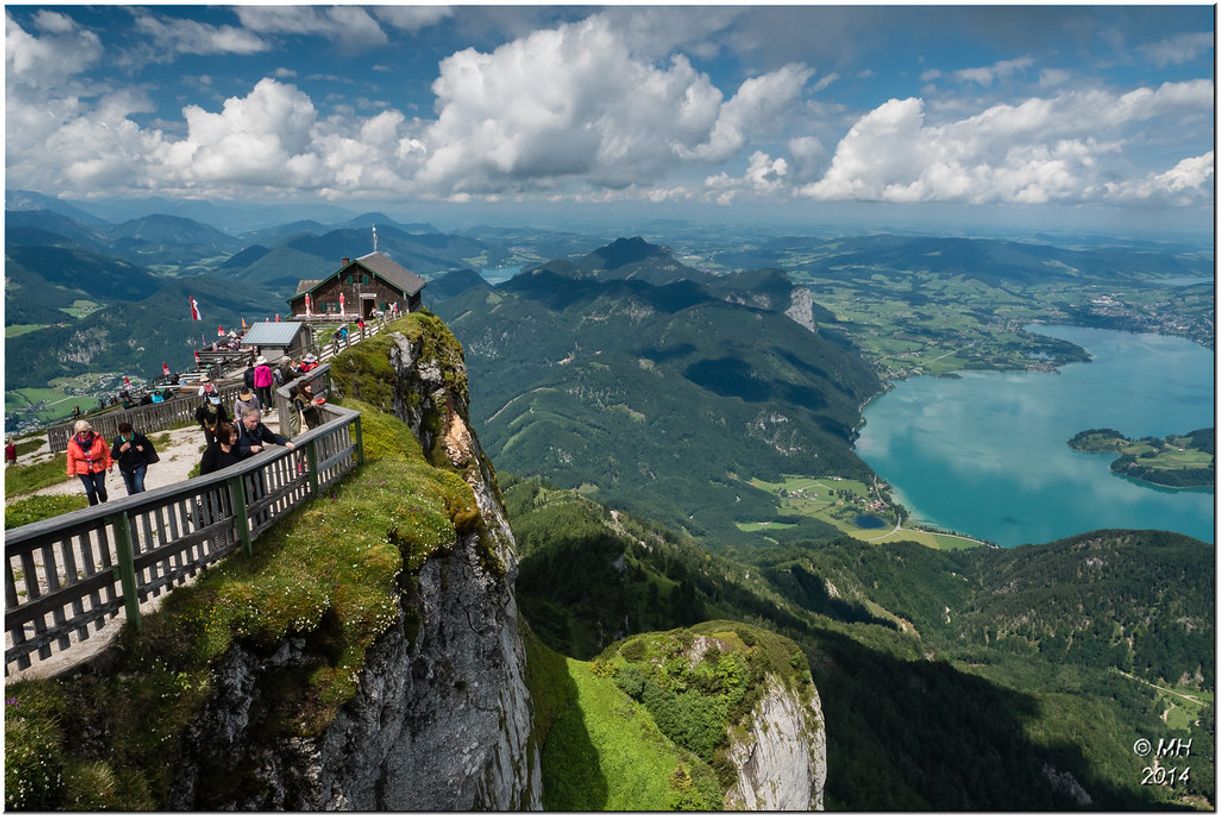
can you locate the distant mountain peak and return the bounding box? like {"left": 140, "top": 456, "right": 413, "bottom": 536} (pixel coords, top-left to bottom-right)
{"left": 590, "top": 236, "right": 669, "bottom": 270}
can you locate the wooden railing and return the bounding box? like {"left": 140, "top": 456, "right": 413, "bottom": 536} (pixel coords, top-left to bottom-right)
{"left": 46, "top": 384, "right": 245, "bottom": 454}
{"left": 5, "top": 387, "right": 365, "bottom": 676}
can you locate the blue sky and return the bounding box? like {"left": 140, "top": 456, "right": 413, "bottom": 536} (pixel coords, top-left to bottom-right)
{"left": 5, "top": 5, "right": 1214, "bottom": 233}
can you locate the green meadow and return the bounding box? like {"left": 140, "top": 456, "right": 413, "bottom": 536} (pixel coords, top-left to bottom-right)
{"left": 741, "top": 474, "right": 981, "bottom": 550}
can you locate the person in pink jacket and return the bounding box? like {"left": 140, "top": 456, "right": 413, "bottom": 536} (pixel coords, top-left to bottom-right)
{"left": 252, "top": 355, "right": 275, "bottom": 412}
{"left": 65, "top": 420, "right": 113, "bottom": 506}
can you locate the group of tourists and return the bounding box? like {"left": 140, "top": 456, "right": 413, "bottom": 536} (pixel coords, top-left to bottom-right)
{"left": 52, "top": 337, "right": 338, "bottom": 510}
{"left": 65, "top": 420, "right": 159, "bottom": 505}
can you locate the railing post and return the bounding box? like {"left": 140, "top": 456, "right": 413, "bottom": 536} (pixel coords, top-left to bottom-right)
{"left": 305, "top": 438, "right": 320, "bottom": 496}
{"left": 227, "top": 475, "right": 253, "bottom": 556}
{"left": 354, "top": 414, "right": 366, "bottom": 466}
{"left": 111, "top": 511, "right": 143, "bottom": 633}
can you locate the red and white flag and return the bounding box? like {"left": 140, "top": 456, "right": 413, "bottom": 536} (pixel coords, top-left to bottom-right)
{"left": 193, "top": 350, "right": 201, "bottom": 366}
{"left": 162, "top": 362, "right": 170, "bottom": 376}
{"left": 189, "top": 296, "right": 201, "bottom": 321}
{"left": 275, "top": 313, "right": 281, "bottom": 323}
{"left": 123, "top": 375, "right": 131, "bottom": 388}
{"left": 217, "top": 325, "right": 224, "bottom": 336}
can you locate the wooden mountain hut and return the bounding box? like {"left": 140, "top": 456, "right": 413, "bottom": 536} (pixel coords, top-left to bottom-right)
{"left": 289, "top": 251, "right": 426, "bottom": 320}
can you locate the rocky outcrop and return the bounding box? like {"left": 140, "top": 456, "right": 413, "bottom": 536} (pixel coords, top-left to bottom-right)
{"left": 723, "top": 675, "right": 827, "bottom": 811}
{"left": 167, "top": 322, "right": 540, "bottom": 810}
{"left": 784, "top": 286, "right": 817, "bottom": 333}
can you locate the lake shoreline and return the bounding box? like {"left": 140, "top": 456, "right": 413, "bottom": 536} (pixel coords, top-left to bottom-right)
{"left": 855, "top": 323, "right": 1215, "bottom": 547}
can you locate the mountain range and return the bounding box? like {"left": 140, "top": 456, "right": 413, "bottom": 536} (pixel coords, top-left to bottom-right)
{"left": 429, "top": 238, "right": 880, "bottom": 547}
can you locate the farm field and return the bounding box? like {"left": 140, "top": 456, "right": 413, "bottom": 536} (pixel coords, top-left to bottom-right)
{"left": 740, "top": 474, "right": 982, "bottom": 550}
{"left": 5, "top": 324, "right": 49, "bottom": 338}
{"left": 5, "top": 372, "right": 127, "bottom": 427}
{"left": 59, "top": 299, "right": 103, "bottom": 319}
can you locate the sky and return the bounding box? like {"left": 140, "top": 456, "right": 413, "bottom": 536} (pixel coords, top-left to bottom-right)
{"left": 4, "top": 5, "right": 1215, "bottom": 234}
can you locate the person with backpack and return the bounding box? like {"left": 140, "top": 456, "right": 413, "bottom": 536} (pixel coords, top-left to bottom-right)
{"left": 66, "top": 420, "right": 113, "bottom": 506}
{"left": 195, "top": 386, "right": 230, "bottom": 447}
{"left": 111, "top": 421, "right": 158, "bottom": 495}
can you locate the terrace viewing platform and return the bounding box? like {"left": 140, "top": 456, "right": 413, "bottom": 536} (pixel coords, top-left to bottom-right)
{"left": 4, "top": 316, "right": 396, "bottom": 680}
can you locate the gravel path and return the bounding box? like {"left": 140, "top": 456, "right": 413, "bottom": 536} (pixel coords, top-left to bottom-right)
{"left": 14, "top": 413, "right": 283, "bottom": 502}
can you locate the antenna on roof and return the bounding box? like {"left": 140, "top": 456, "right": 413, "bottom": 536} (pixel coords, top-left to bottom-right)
{"left": 372, "top": 225, "right": 378, "bottom": 253}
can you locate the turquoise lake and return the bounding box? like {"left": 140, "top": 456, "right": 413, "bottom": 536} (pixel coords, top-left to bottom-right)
{"left": 855, "top": 325, "right": 1214, "bottom": 547}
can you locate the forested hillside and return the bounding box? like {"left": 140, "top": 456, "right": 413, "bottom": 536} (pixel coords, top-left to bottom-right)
{"left": 507, "top": 478, "right": 1215, "bottom": 809}
{"left": 434, "top": 240, "right": 881, "bottom": 548}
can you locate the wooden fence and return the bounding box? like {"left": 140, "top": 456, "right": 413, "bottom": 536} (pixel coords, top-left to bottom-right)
{"left": 6, "top": 384, "right": 364, "bottom": 676}
{"left": 45, "top": 384, "right": 245, "bottom": 454}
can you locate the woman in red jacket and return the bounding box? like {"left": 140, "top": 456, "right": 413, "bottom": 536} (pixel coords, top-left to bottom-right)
{"left": 65, "top": 420, "right": 113, "bottom": 506}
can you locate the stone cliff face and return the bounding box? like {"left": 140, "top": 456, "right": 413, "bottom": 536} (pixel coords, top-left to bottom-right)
{"left": 168, "top": 325, "right": 540, "bottom": 810}
{"left": 724, "top": 675, "right": 827, "bottom": 811}
{"left": 784, "top": 286, "right": 817, "bottom": 333}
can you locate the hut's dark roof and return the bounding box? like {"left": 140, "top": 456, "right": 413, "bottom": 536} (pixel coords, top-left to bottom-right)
{"left": 353, "top": 251, "right": 426, "bottom": 296}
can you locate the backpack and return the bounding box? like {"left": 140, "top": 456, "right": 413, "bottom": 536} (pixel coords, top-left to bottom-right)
{"left": 244, "top": 366, "right": 256, "bottom": 388}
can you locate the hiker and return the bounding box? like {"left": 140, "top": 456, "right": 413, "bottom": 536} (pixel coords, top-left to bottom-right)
{"left": 233, "top": 387, "right": 261, "bottom": 423}
{"left": 237, "top": 409, "right": 295, "bottom": 456}
{"left": 298, "top": 353, "right": 319, "bottom": 374}
{"left": 195, "top": 373, "right": 214, "bottom": 397}
{"left": 276, "top": 356, "right": 298, "bottom": 388}
{"left": 293, "top": 381, "right": 325, "bottom": 431}
{"left": 253, "top": 355, "right": 274, "bottom": 412}
{"left": 111, "top": 421, "right": 158, "bottom": 495}
{"left": 195, "top": 385, "right": 230, "bottom": 446}
{"left": 66, "top": 420, "right": 113, "bottom": 506}
{"left": 199, "top": 422, "right": 246, "bottom": 475}
{"left": 237, "top": 409, "right": 295, "bottom": 525}
{"left": 5, "top": 437, "right": 17, "bottom": 466}
{"left": 243, "top": 358, "right": 257, "bottom": 391}
{"left": 71, "top": 405, "right": 82, "bottom": 421}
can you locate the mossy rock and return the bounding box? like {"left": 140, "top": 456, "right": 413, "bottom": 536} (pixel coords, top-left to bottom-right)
{"left": 5, "top": 394, "right": 483, "bottom": 809}
{"left": 595, "top": 621, "right": 816, "bottom": 783}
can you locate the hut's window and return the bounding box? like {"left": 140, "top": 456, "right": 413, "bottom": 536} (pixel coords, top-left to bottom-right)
{"left": 346, "top": 275, "right": 353, "bottom": 284}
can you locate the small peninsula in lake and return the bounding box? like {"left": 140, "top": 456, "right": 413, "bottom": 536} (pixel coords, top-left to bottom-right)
{"left": 1068, "top": 427, "right": 1215, "bottom": 489}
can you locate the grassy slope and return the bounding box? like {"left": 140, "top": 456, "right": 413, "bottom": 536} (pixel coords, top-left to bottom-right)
{"left": 532, "top": 641, "right": 705, "bottom": 810}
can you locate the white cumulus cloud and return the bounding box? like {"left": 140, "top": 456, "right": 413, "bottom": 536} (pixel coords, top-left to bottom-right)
{"left": 5, "top": 10, "right": 102, "bottom": 88}
{"left": 1138, "top": 32, "right": 1213, "bottom": 68}
{"left": 952, "top": 56, "right": 1035, "bottom": 86}
{"left": 373, "top": 6, "right": 453, "bottom": 33}
{"left": 234, "top": 6, "right": 388, "bottom": 50}
{"left": 799, "top": 81, "right": 1214, "bottom": 205}
{"left": 133, "top": 11, "right": 268, "bottom": 57}
{"left": 418, "top": 16, "right": 810, "bottom": 192}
